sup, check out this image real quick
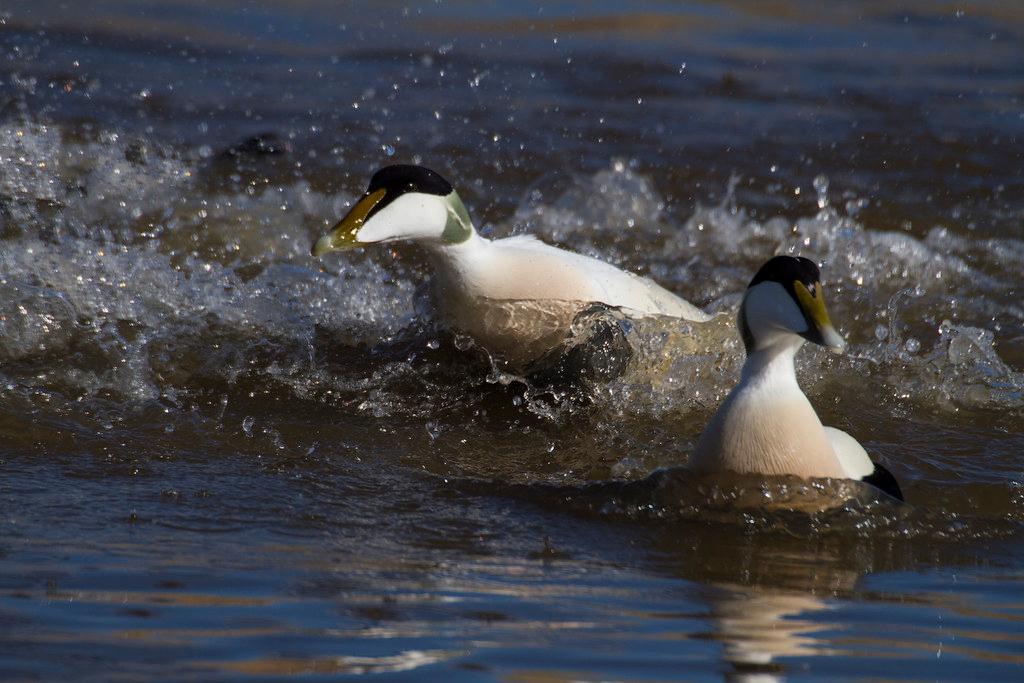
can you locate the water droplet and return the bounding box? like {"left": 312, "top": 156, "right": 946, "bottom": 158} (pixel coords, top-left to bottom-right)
{"left": 242, "top": 416, "right": 255, "bottom": 436}
{"left": 875, "top": 325, "right": 889, "bottom": 341}
{"left": 813, "top": 174, "right": 829, "bottom": 209}
{"left": 468, "top": 70, "right": 490, "bottom": 88}
{"left": 845, "top": 197, "right": 868, "bottom": 216}
{"left": 383, "top": 144, "right": 395, "bottom": 156}
{"left": 904, "top": 338, "right": 921, "bottom": 354}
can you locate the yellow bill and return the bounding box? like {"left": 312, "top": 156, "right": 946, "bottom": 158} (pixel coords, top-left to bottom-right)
{"left": 793, "top": 280, "right": 846, "bottom": 353}
{"left": 311, "top": 188, "right": 387, "bottom": 256}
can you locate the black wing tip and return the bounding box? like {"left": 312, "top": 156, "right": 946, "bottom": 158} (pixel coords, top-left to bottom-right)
{"left": 862, "top": 461, "right": 904, "bottom": 502}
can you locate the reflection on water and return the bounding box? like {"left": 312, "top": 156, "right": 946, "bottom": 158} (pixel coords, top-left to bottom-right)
{"left": 711, "top": 588, "right": 835, "bottom": 679}
{"left": 1, "top": 0, "right": 1023, "bottom": 680}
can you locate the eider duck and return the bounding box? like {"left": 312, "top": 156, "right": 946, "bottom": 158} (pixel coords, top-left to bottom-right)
{"left": 688, "top": 255, "right": 903, "bottom": 501}
{"left": 312, "top": 165, "right": 710, "bottom": 367}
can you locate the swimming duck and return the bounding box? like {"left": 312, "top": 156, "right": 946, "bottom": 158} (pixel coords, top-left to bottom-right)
{"left": 688, "top": 255, "right": 903, "bottom": 501}
{"left": 312, "top": 165, "right": 710, "bottom": 367}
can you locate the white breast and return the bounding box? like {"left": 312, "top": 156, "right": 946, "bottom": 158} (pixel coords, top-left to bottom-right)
{"left": 689, "top": 343, "right": 849, "bottom": 479}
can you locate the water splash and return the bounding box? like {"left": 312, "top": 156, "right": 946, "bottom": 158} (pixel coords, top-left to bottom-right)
{"left": 0, "top": 123, "right": 1020, "bottom": 433}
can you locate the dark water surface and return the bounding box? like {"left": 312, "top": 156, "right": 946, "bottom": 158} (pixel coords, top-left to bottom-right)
{"left": 2, "top": 1, "right": 1023, "bottom": 680}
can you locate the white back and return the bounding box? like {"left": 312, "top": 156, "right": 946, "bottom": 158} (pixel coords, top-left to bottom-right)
{"left": 431, "top": 234, "right": 710, "bottom": 320}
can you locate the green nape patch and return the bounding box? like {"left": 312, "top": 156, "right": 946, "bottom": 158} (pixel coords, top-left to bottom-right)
{"left": 442, "top": 192, "right": 475, "bottom": 244}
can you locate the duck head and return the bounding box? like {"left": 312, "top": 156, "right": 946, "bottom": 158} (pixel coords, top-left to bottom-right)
{"left": 312, "top": 165, "right": 474, "bottom": 256}
{"left": 739, "top": 255, "right": 846, "bottom": 355}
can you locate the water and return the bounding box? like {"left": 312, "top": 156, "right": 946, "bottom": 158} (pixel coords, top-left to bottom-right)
{"left": 1, "top": 1, "right": 1023, "bottom": 680}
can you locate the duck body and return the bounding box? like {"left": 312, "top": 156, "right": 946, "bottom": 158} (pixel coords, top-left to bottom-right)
{"left": 690, "top": 337, "right": 868, "bottom": 480}
{"left": 427, "top": 232, "right": 709, "bottom": 364}
{"left": 313, "top": 165, "right": 708, "bottom": 367}
{"left": 690, "top": 256, "right": 903, "bottom": 501}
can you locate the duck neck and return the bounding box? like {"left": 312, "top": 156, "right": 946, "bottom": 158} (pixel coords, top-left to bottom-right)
{"left": 423, "top": 229, "right": 487, "bottom": 273}
{"left": 420, "top": 192, "right": 485, "bottom": 255}
{"left": 421, "top": 212, "right": 489, "bottom": 312}
{"left": 739, "top": 339, "right": 804, "bottom": 391}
